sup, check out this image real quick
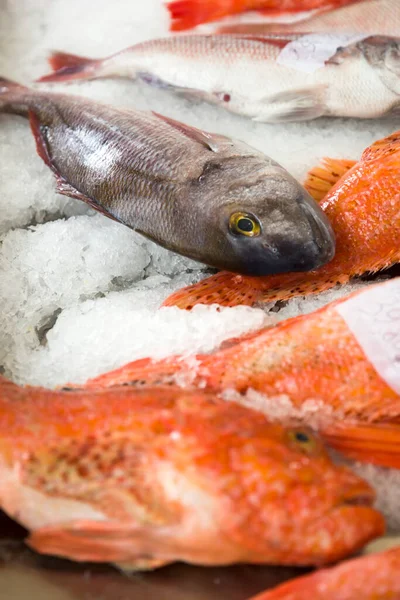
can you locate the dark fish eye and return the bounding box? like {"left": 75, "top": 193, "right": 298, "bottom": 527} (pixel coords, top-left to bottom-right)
{"left": 288, "top": 429, "right": 317, "bottom": 453}
{"left": 229, "top": 212, "right": 261, "bottom": 237}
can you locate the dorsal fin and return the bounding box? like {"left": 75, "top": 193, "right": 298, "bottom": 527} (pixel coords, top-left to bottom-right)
{"left": 153, "top": 112, "right": 225, "bottom": 152}
{"left": 304, "top": 157, "right": 357, "bottom": 202}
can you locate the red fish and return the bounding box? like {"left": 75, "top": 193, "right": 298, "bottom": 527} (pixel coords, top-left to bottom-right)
{"left": 250, "top": 546, "right": 400, "bottom": 600}
{"left": 0, "top": 376, "right": 383, "bottom": 568}
{"left": 163, "top": 131, "right": 400, "bottom": 310}
{"left": 85, "top": 278, "right": 400, "bottom": 469}
{"left": 167, "top": 0, "right": 362, "bottom": 31}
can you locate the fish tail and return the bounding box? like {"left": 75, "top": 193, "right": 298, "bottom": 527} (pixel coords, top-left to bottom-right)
{"left": 162, "top": 272, "right": 264, "bottom": 309}
{"left": 166, "top": 0, "right": 235, "bottom": 31}
{"left": 322, "top": 421, "right": 400, "bottom": 470}
{"left": 0, "top": 76, "right": 32, "bottom": 116}
{"left": 37, "top": 51, "right": 102, "bottom": 83}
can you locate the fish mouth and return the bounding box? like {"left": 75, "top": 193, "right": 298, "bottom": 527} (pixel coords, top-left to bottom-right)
{"left": 338, "top": 483, "right": 376, "bottom": 508}
{"left": 299, "top": 199, "right": 336, "bottom": 268}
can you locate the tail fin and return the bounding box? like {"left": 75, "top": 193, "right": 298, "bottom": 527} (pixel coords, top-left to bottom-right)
{"left": 322, "top": 421, "right": 400, "bottom": 469}
{"left": 37, "top": 51, "right": 101, "bottom": 83}
{"left": 166, "top": 0, "right": 232, "bottom": 31}
{"left": 0, "top": 77, "right": 30, "bottom": 116}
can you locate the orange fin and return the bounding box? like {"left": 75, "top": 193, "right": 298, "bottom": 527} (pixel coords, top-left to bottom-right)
{"left": 166, "top": 0, "right": 222, "bottom": 31}
{"left": 27, "top": 519, "right": 162, "bottom": 565}
{"left": 162, "top": 272, "right": 263, "bottom": 309}
{"left": 304, "top": 157, "right": 357, "bottom": 202}
{"left": 322, "top": 422, "right": 400, "bottom": 469}
{"left": 82, "top": 356, "right": 189, "bottom": 389}
{"left": 37, "top": 51, "right": 100, "bottom": 83}
{"left": 361, "top": 130, "right": 400, "bottom": 162}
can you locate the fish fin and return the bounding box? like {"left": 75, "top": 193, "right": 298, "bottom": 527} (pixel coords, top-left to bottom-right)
{"left": 361, "top": 130, "right": 400, "bottom": 162}
{"left": 153, "top": 112, "right": 226, "bottom": 152}
{"left": 29, "top": 109, "right": 120, "bottom": 222}
{"left": 304, "top": 157, "right": 357, "bottom": 202}
{"left": 37, "top": 51, "right": 100, "bottom": 83}
{"left": 253, "top": 87, "right": 326, "bottom": 123}
{"left": 322, "top": 422, "right": 400, "bottom": 469}
{"left": 27, "top": 519, "right": 168, "bottom": 566}
{"left": 166, "top": 0, "right": 223, "bottom": 31}
{"left": 83, "top": 357, "right": 188, "bottom": 389}
{"left": 162, "top": 272, "right": 263, "bottom": 309}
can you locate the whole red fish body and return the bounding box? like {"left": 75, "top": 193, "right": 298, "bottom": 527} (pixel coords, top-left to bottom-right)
{"left": 0, "top": 377, "right": 383, "bottom": 569}
{"left": 86, "top": 277, "right": 400, "bottom": 469}
{"left": 166, "top": 0, "right": 362, "bottom": 31}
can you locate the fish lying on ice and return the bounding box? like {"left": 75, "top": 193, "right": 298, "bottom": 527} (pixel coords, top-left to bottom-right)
{"left": 85, "top": 277, "right": 400, "bottom": 469}
{"left": 217, "top": 0, "right": 399, "bottom": 36}
{"left": 0, "top": 377, "right": 383, "bottom": 569}
{"left": 165, "top": 0, "right": 362, "bottom": 31}
{"left": 38, "top": 34, "right": 400, "bottom": 122}
{"left": 0, "top": 77, "right": 334, "bottom": 275}
{"left": 250, "top": 546, "right": 400, "bottom": 600}
{"left": 164, "top": 129, "right": 400, "bottom": 308}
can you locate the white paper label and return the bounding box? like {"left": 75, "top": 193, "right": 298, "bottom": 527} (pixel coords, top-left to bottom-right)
{"left": 276, "top": 33, "right": 369, "bottom": 73}
{"left": 336, "top": 279, "right": 400, "bottom": 394}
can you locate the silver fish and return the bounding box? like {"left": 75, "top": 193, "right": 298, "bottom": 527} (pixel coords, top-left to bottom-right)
{"left": 38, "top": 33, "right": 400, "bottom": 122}
{"left": 0, "top": 78, "right": 334, "bottom": 275}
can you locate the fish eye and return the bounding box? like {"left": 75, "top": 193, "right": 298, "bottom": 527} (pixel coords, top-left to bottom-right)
{"left": 229, "top": 212, "right": 261, "bottom": 237}
{"left": 288, "top": 429, "right": 317, "bottom": 453}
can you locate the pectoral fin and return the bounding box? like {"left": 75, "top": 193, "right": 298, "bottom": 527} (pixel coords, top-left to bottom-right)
{"left": 27, "top": 519, "right": 171, "bottom": 569}
{"left": 253, "top": 87, "right": 327, "bottom": 123}
{"left": 153, "top": 112, "right": 228, "bottom": 152}
{"left": 322, "top": 421, "right": 400, "bottom": 469}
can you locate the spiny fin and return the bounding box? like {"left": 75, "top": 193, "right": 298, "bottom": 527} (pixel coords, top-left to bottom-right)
{"left": 153, "top": 112, "right": 226, "bottom": 152}
{"left": 162, "top": 272, "right": 263, "bottom": 310}
{"left": 322, "top": 422, "right": 400, "bottom": 469}
{"left": 27, "top": 519, "right": 161, "bottom": 565}
{"left": 304, "top": 157, "right": 357, "bottom": 202}
{"left": 37, "top": 51, "right": 100, "bottom": 83}
{"left": 82, "top": 357, "right": 185, "bottom": 389}
{"left": 362, "top": 130, "right": 400, "bottom": 162}
{"left": 253, "top": 87, "right": 326, "bottom": 123}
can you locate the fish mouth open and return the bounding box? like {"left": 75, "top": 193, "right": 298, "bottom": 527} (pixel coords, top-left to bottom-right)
{"left": 338, "top": 483, "right": 376, "bottom": 508}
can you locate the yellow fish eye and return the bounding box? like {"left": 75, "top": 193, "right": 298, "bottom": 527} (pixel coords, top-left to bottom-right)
{"left": 288, "top": 429, "right": 317, "bottom": 453}
{"left": 229, "top": 212, "right": 261, "bottom": 237}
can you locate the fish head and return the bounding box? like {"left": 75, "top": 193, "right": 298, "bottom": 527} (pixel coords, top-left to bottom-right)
{"left": 223, "top": 423, "right": 384, "bottom": 565}
{"left": 192, "top": 157, "right": 335, "bottom": 275}
{"left": 360, "top": 35, "right": 400, "bottom": 96}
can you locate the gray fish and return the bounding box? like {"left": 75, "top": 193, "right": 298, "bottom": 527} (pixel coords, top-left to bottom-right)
{"left": 0, "top": 78, "right": 334, "bottom": 275}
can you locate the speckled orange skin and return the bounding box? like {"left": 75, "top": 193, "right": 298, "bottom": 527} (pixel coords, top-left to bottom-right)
{"left": 251, "top": 546, "right": 400, "bottom": 600}
{"left": 87, "top": 280, "right": 400, "bottom": 467}
{"left": 168, "top": 0, "right": 359, "bottom": 31}
{"left": 0, "top": 377, "right": 383, "bottom": 568}
{"left": 164, "top": 132, "right": 400, "bottom": 309}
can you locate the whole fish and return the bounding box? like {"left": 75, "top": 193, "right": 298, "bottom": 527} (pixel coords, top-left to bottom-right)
{"left": 165, "top": 0, "right": 362, "bottom": 31}
{"left": 217, "top": 0, "right": 399, "bottom": 36}
{"left": 0, "top": 377, "right": 383, "bottom": 568}
{"left": 38, "top": 33, "right": 400, "bottom": 122}
{"left": 250, "top": 546, "right": 400, "bottom": 600}
{"left": 0, "top": 77, "right": 334, "bottom": 276}
{"left": 163, "top": 129, "right": 400, "bottom": 309}
{"left": 85, "top": 277, "right": 400, "bottom": 469}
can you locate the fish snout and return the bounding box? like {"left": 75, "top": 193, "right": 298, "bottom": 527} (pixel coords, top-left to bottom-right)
{"left": 299, "top": 197, "right": 336, "bottom": 269}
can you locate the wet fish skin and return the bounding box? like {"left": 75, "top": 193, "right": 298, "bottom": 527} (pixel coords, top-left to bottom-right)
{"left": 39, "top": 34, "right": 400, "bottom": 122}
{"left": 0, "top": 77, "right": 334, "bottom": 276}
{"left": 165, "top": 0, "right": 361, "bottom": 31}
{"left": 85, "top": 277, "right": 400, "bottom": 470}
{"left": 250, "top": 546, "right": 400, "bottom": 600}
{"left": 0, "top": 376, "right": 384, "bottom": 569}
{"left": 164, "top": 129, "right": 400, "bottom": 308}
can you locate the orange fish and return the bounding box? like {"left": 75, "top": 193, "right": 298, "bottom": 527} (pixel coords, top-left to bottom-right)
{"left": 250, "top": 546, "right": 400, "bottom": 600}
{"left": 163, "top": 131, "right": 400, "bottom": 310}
{"left": 86, "top": 278, "right": 400, "bottom": 469}
{"left": 0, "top": 376, "right": 383, "bottom": 569}
{"left": 167, "top": 0, "right": 362, "bottom": 31}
